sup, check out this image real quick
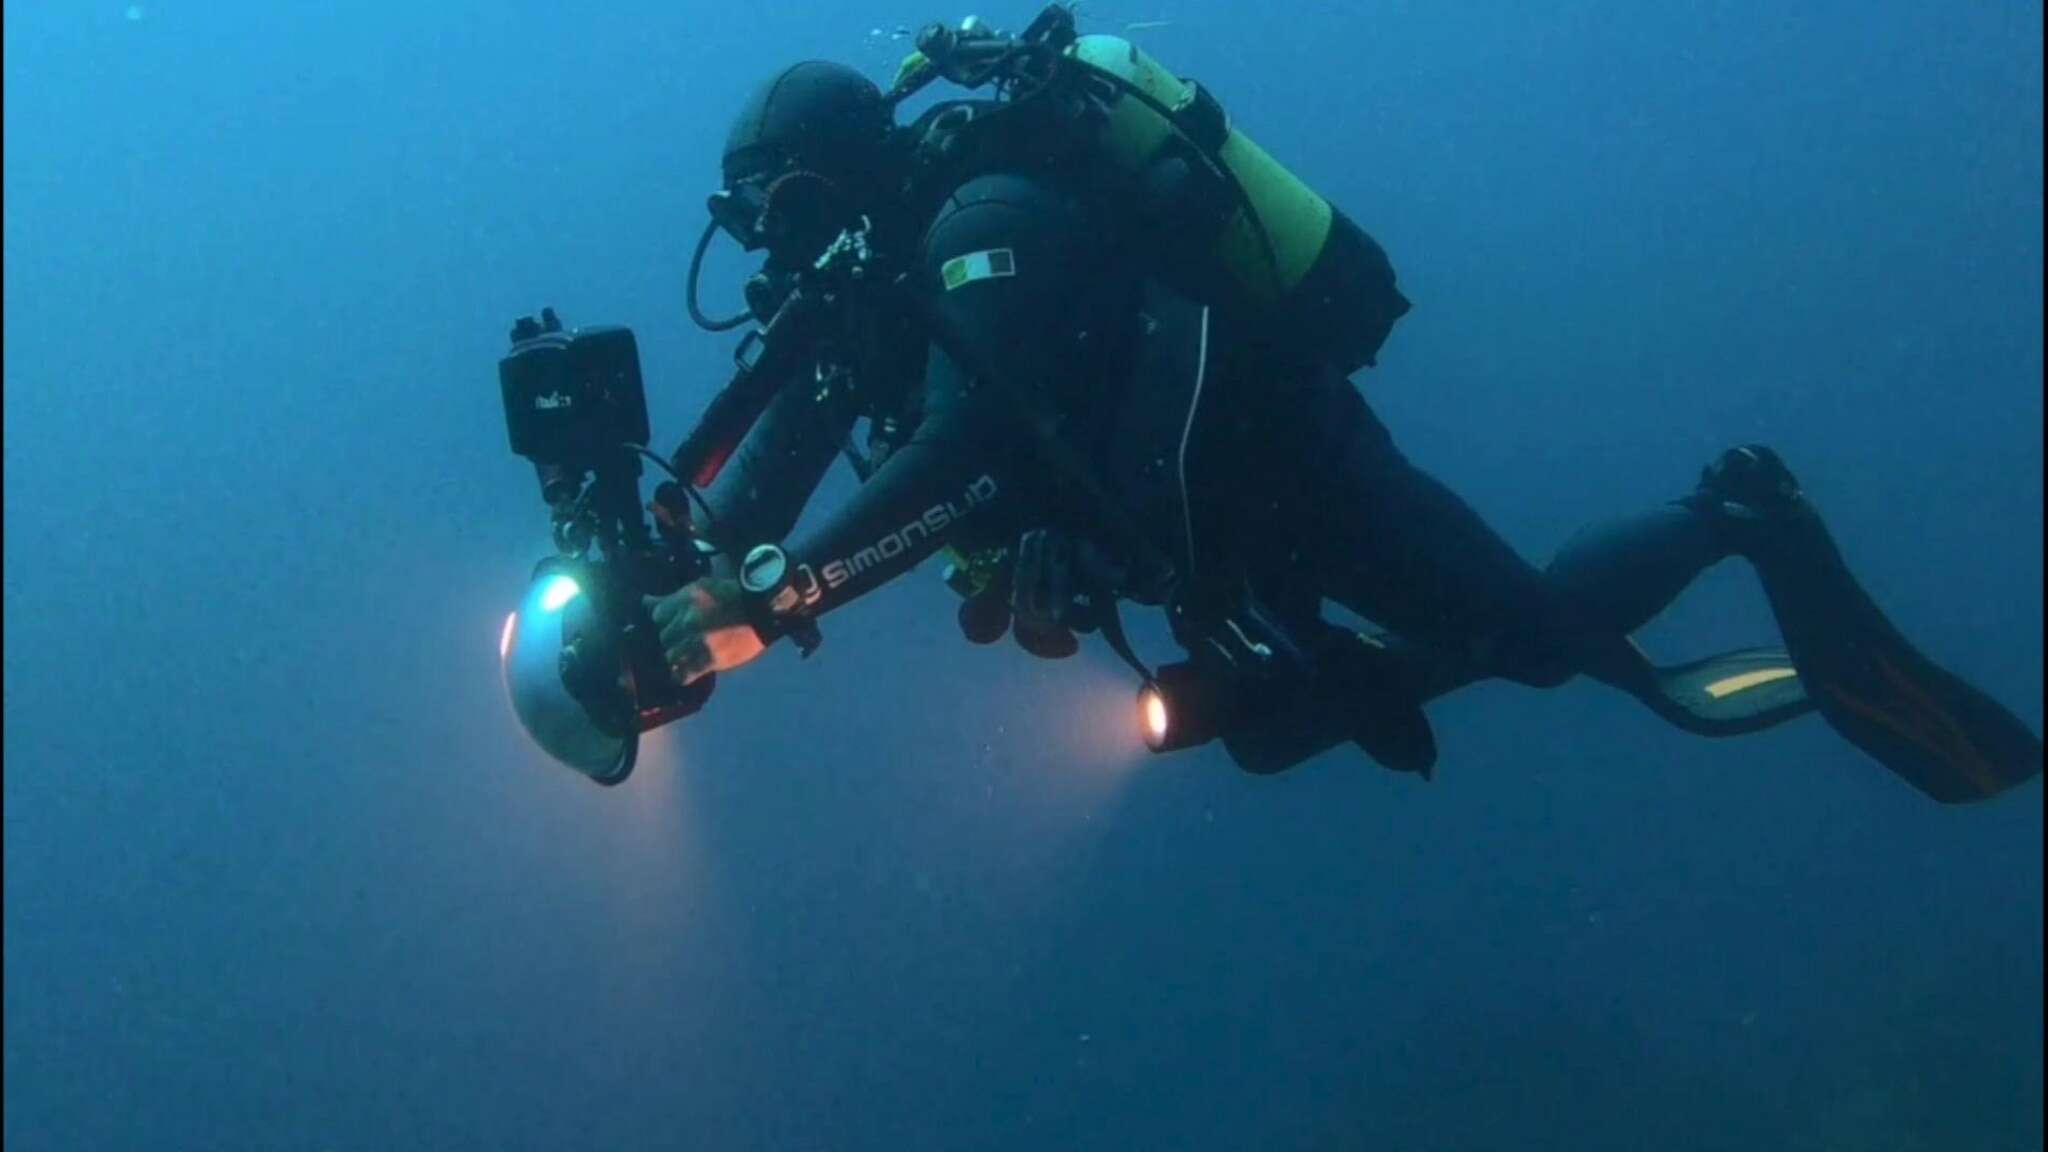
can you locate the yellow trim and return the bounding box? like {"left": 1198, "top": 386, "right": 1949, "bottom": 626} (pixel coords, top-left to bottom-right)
{"left": 1703, "top": 666, "right": 1799, "bottom": 699}
{"left": 1067, "top": 35, "right": 1331, "bottom": 300}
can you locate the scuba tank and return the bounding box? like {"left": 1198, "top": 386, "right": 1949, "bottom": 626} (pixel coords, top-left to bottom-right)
{"left": 883, "top": 8, "right": 1415, "bottom": 682}
{"left": 891, "top": 6, "right": 1410, "bottom": 374}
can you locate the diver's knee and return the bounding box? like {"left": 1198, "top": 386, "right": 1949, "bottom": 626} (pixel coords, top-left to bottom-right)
{"left": 1470, "top": 628, "right": 1581, "bottom": 688}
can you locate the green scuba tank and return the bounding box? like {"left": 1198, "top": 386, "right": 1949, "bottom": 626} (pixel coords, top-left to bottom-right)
{"left": 1068, "top": 38, "right": 1321, "bottom": 291}
{"left": 896, "top": 19, "right": 1410, "bottom": 374}
{"left": 1061, "top": 34, "right": 1409, "bottom": 373}
{"left": 893, "top": 11, "right": 1414, "bottom": 610}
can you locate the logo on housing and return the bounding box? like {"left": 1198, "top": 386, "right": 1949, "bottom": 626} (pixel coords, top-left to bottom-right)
{"left": 810, "top": 474, "right": 1000, "bottom": 590}
{"left": 940, "top": 248, "right": 1016, "bottom": 292}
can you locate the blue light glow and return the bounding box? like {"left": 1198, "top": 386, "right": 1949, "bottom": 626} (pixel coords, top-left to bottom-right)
{"left": 540, "top": 575, "right": 581, "bottom": 613}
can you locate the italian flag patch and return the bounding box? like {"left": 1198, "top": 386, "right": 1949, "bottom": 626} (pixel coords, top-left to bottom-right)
{"left": 940, "top": 248, "right": 1017, "bottom": 291}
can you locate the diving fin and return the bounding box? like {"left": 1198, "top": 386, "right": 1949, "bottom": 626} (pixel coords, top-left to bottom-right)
{"left": 1611, "top": 642, "right": 1817, "bottom": 737}
{"left": 1299, "top": 632, "right": 1810, "bottom": 778}
{"left": 1695, "top": 446, "right": 2044, "bottom": 803}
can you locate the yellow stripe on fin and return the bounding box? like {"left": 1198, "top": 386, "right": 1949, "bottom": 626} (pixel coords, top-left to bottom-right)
{"left": 1704, "top": 666, "right": 1799, "bottom": 699}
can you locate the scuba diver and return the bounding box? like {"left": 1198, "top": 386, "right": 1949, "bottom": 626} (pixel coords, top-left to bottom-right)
{"left": 505, "top": 6, "right": 2039, "bottom": 800}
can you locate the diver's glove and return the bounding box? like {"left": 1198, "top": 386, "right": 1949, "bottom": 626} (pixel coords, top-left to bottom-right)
{"left": 1008, "top": 528, "right": 1132, "bottom": 660}
{"left": 951, "top": 549, "right": 1016, "bottom": 645}
{"left": 1010, "top": 529, "right": 1083, "bottom": 659}
{"left": 950, "top": 530, "right": 1123, "bottom": 659}
{"left": 645, "top": 576, "right": 768, "bottom": 687}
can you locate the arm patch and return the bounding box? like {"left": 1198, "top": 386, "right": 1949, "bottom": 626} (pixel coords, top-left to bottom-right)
{"left": 940, "top": 248, "right": 1017, "bottom": 291}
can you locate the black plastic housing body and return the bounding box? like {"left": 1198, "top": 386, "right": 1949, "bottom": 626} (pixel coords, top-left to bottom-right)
{"left": 499, "top": 325, "right": 650, "bottom": 470}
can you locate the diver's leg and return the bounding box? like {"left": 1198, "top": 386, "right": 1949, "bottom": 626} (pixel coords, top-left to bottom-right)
{"left": 1260, "top": 373, "right": 1633, "bottom": 690}
{"left": 1543, "top": 505, "right": 1731, "bottom": 636}
{"left": 1223, "top": 383, "right": 1821, "bottom": 773}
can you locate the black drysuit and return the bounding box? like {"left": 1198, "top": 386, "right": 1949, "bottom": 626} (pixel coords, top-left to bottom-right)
{"left": 702, "top": 170, "right": 1730, "bottom": 696}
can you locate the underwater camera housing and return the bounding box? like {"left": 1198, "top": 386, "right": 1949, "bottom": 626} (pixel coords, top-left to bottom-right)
{"left": 499, "top": 311, "right": 650, "bottom": 507}
{"left": 497, "top": 309, "right": 716, "bottom": 786}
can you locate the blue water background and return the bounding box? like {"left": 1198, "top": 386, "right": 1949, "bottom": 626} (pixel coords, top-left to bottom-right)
{"left": 5, "top": 2, "right": 2040, "bottom": 1148}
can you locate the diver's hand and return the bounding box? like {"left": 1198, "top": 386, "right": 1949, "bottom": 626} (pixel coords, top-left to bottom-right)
{"left": 643, "top": 577, "right": 766, "bottom": 686}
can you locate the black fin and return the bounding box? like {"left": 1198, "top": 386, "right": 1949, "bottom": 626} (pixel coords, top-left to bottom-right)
{"left": 1740, "top": 498, "right": 2042, "bottom": 803}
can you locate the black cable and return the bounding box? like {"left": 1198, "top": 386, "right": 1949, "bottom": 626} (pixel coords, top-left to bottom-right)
{"left": 686, "top": 217, "right": 752, "bottom": 332}
{"left": 630, "top": 445, "right": 726, "bottom": 548}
